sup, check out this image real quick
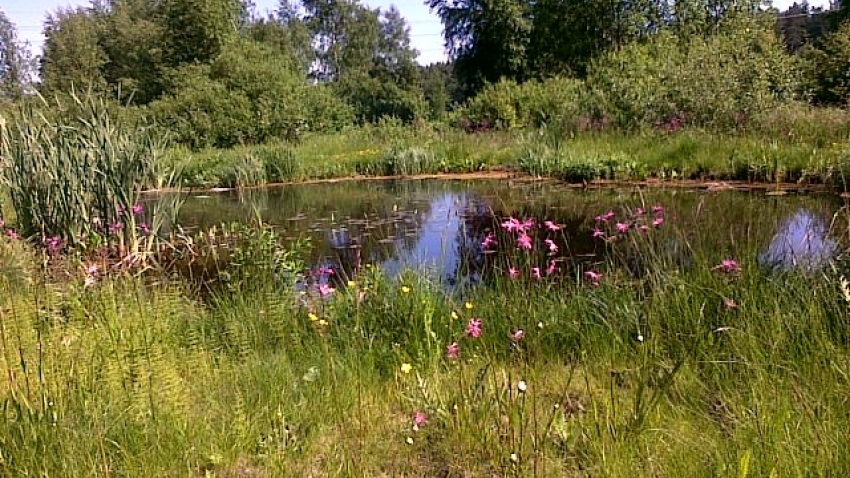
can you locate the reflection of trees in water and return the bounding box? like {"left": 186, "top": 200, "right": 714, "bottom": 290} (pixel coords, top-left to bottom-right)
{"left": 759, "top": 208, "right": 837, "bottom": 271}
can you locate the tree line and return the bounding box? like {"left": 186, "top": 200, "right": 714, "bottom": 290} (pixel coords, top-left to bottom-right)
{"left": 0, "top": 0, "right": 849, "bottom": 148}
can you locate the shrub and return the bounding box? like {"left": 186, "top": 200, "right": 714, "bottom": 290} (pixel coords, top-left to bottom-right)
{"left": 804, "top": 20, "right": 850, "bottom": 106}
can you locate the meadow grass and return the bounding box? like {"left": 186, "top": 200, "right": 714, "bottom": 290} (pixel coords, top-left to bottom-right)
{"left": 166, "top": 127, "right": 850, "bottom": 190}
{"left": 1, "top": 208, "right": 849, "bottom": 477}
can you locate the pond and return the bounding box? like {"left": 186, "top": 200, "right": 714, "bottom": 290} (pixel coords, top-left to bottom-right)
{"left": 173, "top": 179, "right": 849, "bottom": 288}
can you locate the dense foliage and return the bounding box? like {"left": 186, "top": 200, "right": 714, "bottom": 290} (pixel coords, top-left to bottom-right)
{"left": 0, "top": 1, "right": 849, "bottom": 148}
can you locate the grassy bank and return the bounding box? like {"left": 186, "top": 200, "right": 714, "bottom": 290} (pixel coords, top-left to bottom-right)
{"left": 1, "top": 209, "right": 849, "bottom": 476}
{"left": 164, "top": 127, "right": 850, "bottom": 190}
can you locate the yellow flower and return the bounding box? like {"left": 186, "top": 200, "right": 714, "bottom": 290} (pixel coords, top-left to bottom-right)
{"left": 451, "top": 311, "right": 459, "bottom": 320}
{"left": 401, "top": 286, "right": 411, "bottom": 294}
{"left": 400, "top": 363, "right": 412, "bottom": 374}
{"left": 308, "top": 312, "right": 319, "bottom": 322}
{"left": 318, "top": 319, "right": 328, "bottom": 327}
{"left": 347, "top": 280, "right": 357, "bottom": 288}
{"left": 464, "top": 302, "right": 474, "bottom": 310}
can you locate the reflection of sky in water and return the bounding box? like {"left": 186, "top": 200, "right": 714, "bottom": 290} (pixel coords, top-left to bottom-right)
{"left": 759, "top": 209, "right": 837, "bottom": 271}
{"left": 383, "top": 192, "right": 464, "bottom": 284}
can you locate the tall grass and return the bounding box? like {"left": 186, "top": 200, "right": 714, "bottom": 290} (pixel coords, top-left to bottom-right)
{"left": 1, "top": 199, "right": 849, "bottom": 475}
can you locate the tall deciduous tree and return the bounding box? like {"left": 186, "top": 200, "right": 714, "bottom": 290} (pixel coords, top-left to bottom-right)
{"left": 0, "top": 8, "right": 32, "bottom": 100}
{"left": 40, "top": 7, "right": 109, "bottom": 94}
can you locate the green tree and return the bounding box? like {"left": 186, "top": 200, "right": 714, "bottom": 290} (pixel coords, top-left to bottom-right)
{"left": 159, "top": 0, "right": 245, "bottom": 67}
{"left": 804, "top": 19, "right": 850, "bottom": 105}
{"left": 0, "top": 8, "right": 32, "bottom": 100}
{"left": 40, "top": 7, "right": 109, "bottom": 94}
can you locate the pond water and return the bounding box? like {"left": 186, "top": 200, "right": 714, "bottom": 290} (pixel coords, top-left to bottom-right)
{"left": 172, "top": 179, "right": 848, "bottom": 287}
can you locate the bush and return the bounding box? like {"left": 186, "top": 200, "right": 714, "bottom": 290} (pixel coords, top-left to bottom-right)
{"left": 804, "top": 21, "right": 850, "bottom": 106}
{"left": 587, "top": 19, "right": 801, "bottom": 130}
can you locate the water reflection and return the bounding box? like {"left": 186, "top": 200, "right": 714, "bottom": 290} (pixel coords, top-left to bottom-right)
{"left": 171, "top": 180, "right": 846, "bottom": 285}
{"left": 759, "top": 209, "right": 838, "bottom": 271}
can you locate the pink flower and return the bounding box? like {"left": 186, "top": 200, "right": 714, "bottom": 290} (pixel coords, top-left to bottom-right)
{"left": 520, "top": 218, "right": 535, "bottom": 233}
{"left": 109, "top": 222, "right": 124, "bottom": 234}
{"left": 413, "top": 411, "right": 428, "bottom": 427}
{"left": 45, "top": 236, "right": 63, "bottom": 254}
{"left": 652, "top": 204, "right": 664, "bottom": 216}
{"left": 546, "top": 260, "right": 557, "bottom": 275}
{"left": 544, "top": 239, "right": 558, "bottom": 253}
{"left": 531, "top": 267, "right": 542, "bottom": 280}
{"left": 510, "top": 329, "right": 525, "bottom": 342}
{"left": 5, "top": 228, "right": 19, "bottom": 239}
{"left": 584, "top": 270, "right": 603, "bottom": 286}
{"left": 501, "top": 217, "right": 521, "bottom": 232}
{"left": 652, "top": 217, "right": 664, "bottom": 228}
{"left": 481, "top": 232, "right": 497, "bottom": 249}
{"left": 466, "top": 318, "right": 483, "bottom": 338}
{"left": 509, "top": 267, "right": 520, "bottom": 279}
{"left": 635, "top": 207, "right": 646, "bottom": 216}
{"left": 317, "top": 283, "right": 335, "bottom": 297}
{"left": 131, "top": 203, "right": 145, "bottom": 216}
{"left": 616, "top": 222, "right": 630, "bottom": 234}
{"left": 717, "top": 259, "right": 740, "bottom": 274}
{"left": 85, "top": 263, "right": 99, "bottom": 276}
{"left": 592, "top": 228, "right": 605, "bottom": 239}
{"left": 517, "top": 234, "right": 533, "bottom": 250}
{"left": 544, "top": 220, "right": 563, "bottom": 231}
{"left": 139, "top": 223, "right": 151, "bottom": 235}
{"left": 595, "top": 210, "right": 616, "bottom": 223}
{"left": 446, "top": 341, "right": 460, "bottom": 359}
{"left": 317, "top": 266, "right": 335, "bottom": 276}
{"left": 116, "top": 205, "right": 126, "bottom": 215}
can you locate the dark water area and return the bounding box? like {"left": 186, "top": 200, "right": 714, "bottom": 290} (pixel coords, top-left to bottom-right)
{"left": 170, "top": 179, "right": 849, "bottom": 287}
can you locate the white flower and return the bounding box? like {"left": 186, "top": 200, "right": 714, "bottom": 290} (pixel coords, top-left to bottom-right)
{"left": 517, "top": 380, "right": 528, "bottom": 393}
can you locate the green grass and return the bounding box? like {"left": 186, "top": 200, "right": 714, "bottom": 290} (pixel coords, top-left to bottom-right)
{"left": 1, "top": 212, "right": 849, "bottom": 476}
{"left": 165, "top": 127, "right": 850, "bottom": 190}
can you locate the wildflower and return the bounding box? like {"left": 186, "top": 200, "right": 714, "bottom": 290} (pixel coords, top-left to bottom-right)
{"left": 347, "top": 280, "right": 357, "bottom": 288}
{"left": 652, "top": 204, "right": 664, "bottom": 216}
{"left": 401, "top": 285, "right": 411, "bottom": 294}
{"left": 584, "top": 270, "right": 603, "bottom": 286}
{"left": 544, "top": 239, "right": 558, "bottom": 253}
{"left": 595, "top": 210, "right": 616, "bottom": 223}
{"left": 400, "top": 363, "right": 413, "bottom": 374}
{"left": 635, "top": 207, "right": 646, "bottom": 216}
{"left": 616, "top": 222, "right": 630, "bottom": 234}
{"left": 318, "top": 319, "right": 328, "bottom": 327}
{"left": 501, "top": 217, "right": 522, "bottom": 232}
{"left": 637, "top": 334, "right": 644, "bottom": 342}
{"left": 517, "top": 380, "right": 528, "bottom": 393}
{"left": 45, "top": 236, "right": 63, "bottom": 254}
{"left": 139, "top": 223, "right": 151, "bottom": 235}
{"left": 717, "top": 259, "right": 740, "bottom": 274}
{"left": 109, "top": 222, "right": 124, "bottom": 234}
{"left": 5, "top": 229, "right": 18, "bottom": 239}
{"left": 592, "top": 228, "right": 605, "bottom": 239}
{"left": 510, "top": 453, "right": 519, "bottom": 464}
{"left": 317, "top": 283, "right": 335, "bottom": 297}
{"left": 466, "top": 318, "right": 483, "bottom": 338}
{"left": 531, "top": 267, "right": 542, "bottom": 280}
{"left": 509, "top": 267, "right": 520, "bottom": 279}
{"left": 308, "top": 312, "right": 319, "bottom": 322}
{"left": 318, "top": 266, "right": 335, "bottom": 276}
{"left": 465, "top": 302, "right": 474, "bottom": 310}
{"left": 446, "top": 341, "right": 460, "bottom": 359}
{"left": 84, "top": 275, "right": 96, "bottom": 288}
{"left": 652, "top": 217, "right": 664, "bottom": 228}
{"left": 481, "top": 232, "right": 497, "bottom": 249}
{"left": 131, "top": 203, "right": 145, "bottom": 216}
{"left": 413, "top": 411, "right": 428, "bottom": 427}
{"left": 544, "top": 220, "right": 563, "bottom": 231}
{"left": 116, "top": 205, "right": 126, "bottom": 215}
{"left": 517, "top": 234, "right": 533, "bottom": 250}
{"left": 510, "top": 329, "right": 525, "bottom": 342}
{"left": 406, "top": 437, "right": 414, "bottom": 445}
{"left": 85, "top": 263, "right": 99, "bottom": 276}
{"left": 639, "top": 224, "right": 650, "bottom": 232}
{"left": 451, "top": 311, "right": 459, "bottom": 320}
{"left": 546, "top": 260, "right": 557, "bottom": 275}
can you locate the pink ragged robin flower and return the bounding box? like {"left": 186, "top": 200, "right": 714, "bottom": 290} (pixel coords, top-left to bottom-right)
{"left": 139, "top": 223, "right": 151, "bottom": 235}
{"left": 413, "top": 411, "right": 428, "bottom": 427}
{"left": 466, "top": 318, "right": 483, "bottom": 338}
{"left": 501, "top": 217, "right": 522, "bottom": 232}
{"left": 584, "top": 270, "right": 603, "bottom": 286}
{"left": 544, "top": 239, "right": 558, "bottom": 253}
{"left": 510, "top": 329, "right": 525, "bottom": 342}
{"left": 546, "top": 260, "right": 557, "bottom": 275}
{"left": 592, "top": 228, "right": 605, "bottom": 239}
{"left": 481, "top": 232, "right": 497, "bottom": 249}
{"left": 45, "top": 236, "right": 63, "bottom": 254}
{"left": 635, "top": 207, "right": 646, "bottom": 216}
{"left": 5, "top": 228, "right": 19, "bottom": 239}
{"left": 595, "top": 210, "right": 616, "bottom": 223}
{"left": 531, "top": 267, "right": 542, "bottom": 280}
{"left": 446, "top": 341, "right": 460, "bottom": 359}
{"left": 509, "top": 267, "right": 520, "bottom": 279}
{"left": 652, "top": 204, "right": 664, "bottom": 216}
{"left": 132, "top": 203, "right": 145, "bottom": 216}
{"left": 544, "top": 220, "right": 563, "bottom": 232}
{"left": 317, "top": 283, "right": 335, "bottom": 297}
{"left": 616, "top": 222, "right": 630, "bottom": 234}
{"left": 639, "top": 224, "right": 650, "bottom": 233}
{"left": 652, "top": 217, "right": 664, "bottom": 228}
{"left": 109, "top": 222, "right": 124, "bottom": 234}
{"left": 717, "top": 259, "right": 740, "bottom": 274}
{"left": 85, "top": 263, "right": 99, "bottom": 276}
{"left": 517, "top": 234, "right": 533, "bottom": 250}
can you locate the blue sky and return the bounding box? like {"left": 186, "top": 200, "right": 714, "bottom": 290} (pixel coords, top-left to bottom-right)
{"left": 5, "top": 0, "right": 831, "bottom": 65}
